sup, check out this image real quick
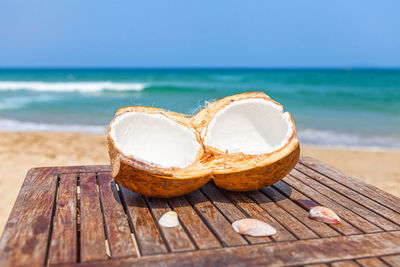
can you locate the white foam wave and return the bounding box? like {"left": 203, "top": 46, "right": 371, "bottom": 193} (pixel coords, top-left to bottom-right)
{"left": 0, "top": 119, "right": 106, "bottom": 133}
{"left": 0, "top": 81, "right": 147, "bottom": 92}
{"left": 0, "top": 95, "right": 58, "bottom": 110}
{"left": 298, "top": 128, "right": 400, "bottom": 148}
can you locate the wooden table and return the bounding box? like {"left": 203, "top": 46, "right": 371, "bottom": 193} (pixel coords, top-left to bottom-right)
{"left": 0, "top": 156, "right": 399, "bottom": 267}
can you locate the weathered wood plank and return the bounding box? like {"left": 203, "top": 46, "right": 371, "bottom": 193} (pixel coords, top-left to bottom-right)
{"left": 97, "top": 172, "right": 137, "bottom": 258}
{"left": 80, "top": 172, "right": 108, "bottom": 262}
{"left": 331, "top": 260, "right": 360, "bottom": 267}
{"left": 356, "top": 257, "right": 388, "bottom": 267}
{"left": 200, "top": 183, "right": 272, "bottom": 244}
{"left": 273, "top": 180, "right": 361, "bottom": 235}
{"left": 380, "top": 255, "right": 400, "bottom": 266}
{"left": 58, "top": 231, "right": 400, "bottom": 267}
{"left": 186, "top": 189, "right": 248, "bottom": 246}
{"left": 146, "top": 197, "right": 195, "bottom": 252}
{"left": 261, "top": 186, "right": 340, "bottom": 238}
{"left": 249, "top": 190, "right": 319, "bottom": 239}
{"left": 283, "top": 175, "right": 382, "bottom": 233}
{"left": 303, "top": 264, "right": 330, "bottom": 267}
{"left": 119, "top": 186, "right": 167, "bottom": 256}
{"left": 0, "top": 167, "right": 58, "bottom": 267}
{"left": 56, "top": 165, "right": 111, "bottom": 174}
{"left": 294, "top": 166, "right": 400, "bottom": 230}
{"left": 168, "top": 196, "right": 221, "bottom": 249}
{"left": 48, "top": 174, "right": 77, "bottom": 265}
{"left": 300, "top": 156, "right": 400, "bottom": 214}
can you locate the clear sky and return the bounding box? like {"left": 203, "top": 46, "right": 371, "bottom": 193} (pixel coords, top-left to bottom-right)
{"left": 0, "top": 0, "right": 399, "bottom": 68}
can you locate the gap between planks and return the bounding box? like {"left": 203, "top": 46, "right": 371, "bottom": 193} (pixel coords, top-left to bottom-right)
{"left": 114, "top": 184, "right": 142, "bottom": 258}
{"left": 76, "top": 174, "right": 81, "bottom": 263}
{"left": 44, "top": 174, "right": 61, "bottom": 266}
{"left": 113, "top": 182, "right": 142, "bottom": 258}
{"left": 95, "top": 173, "right": 112, "bottom": 259}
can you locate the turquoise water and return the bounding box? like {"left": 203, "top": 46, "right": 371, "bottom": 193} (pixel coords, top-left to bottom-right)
{"left": 0, "top": 68, "right": 399, "bottom": 148}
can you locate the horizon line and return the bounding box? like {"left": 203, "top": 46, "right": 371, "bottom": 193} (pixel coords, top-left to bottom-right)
{"left": 0, "top": 66, "right": 400, "bottom": 70}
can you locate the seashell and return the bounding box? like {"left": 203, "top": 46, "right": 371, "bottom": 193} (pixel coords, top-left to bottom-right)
{"left": 232, "top": 218, "right": 276, "bottom": 237}
{"left": 158, "top": 211, "right": 179, "bottom": 227}
{"left": 309, "top": 206, "right": 341, "bottom": 224}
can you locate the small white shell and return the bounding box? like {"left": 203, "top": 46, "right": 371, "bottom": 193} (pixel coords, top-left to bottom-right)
{"left": 232, "top": 218, "right": 276, "bottom": 237}
{"left": 309, "top": 206, "right": 341, "bottom": 224}
{"left": 158, "top": 211, "right": 179, "bottom": 227}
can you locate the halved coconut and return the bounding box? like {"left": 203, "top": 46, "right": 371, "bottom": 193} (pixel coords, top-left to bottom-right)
{"left": 108, "top": 92, "right": 300, "bottom": 197}
{"left": 107, "top": 106, "right": 212, "bottom": 197}
{"left": 193, "top": 92, "right": 300, "bottom": 191}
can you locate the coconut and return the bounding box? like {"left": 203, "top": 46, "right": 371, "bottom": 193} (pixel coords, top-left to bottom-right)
{"left": 108, "top": 92, "right": 300, "bottom": 197}
{"left": 192, "top": 92, "right": 300, "bottom": 191}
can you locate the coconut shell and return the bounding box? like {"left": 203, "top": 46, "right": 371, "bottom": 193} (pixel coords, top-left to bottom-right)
{"left": 193, "top": 92, "right": 300, "bottom": 191}
{"left": 108, "top": 92, "right": 300, "bottom": 197}
{"left": 107, "top": 106, "right": 212, "bottom": 197}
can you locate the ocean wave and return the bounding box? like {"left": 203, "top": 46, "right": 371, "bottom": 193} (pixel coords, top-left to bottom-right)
{"left": 0, "top": 118, "right": 106, "bottom": 133}
{"left": 0, "top": 81, "right": 147, "bottom": 92}
{"left": 0, "top": 95, "right": 58, "bottom": 110}
{"left": 298, "top": 128, "right": 400, "bottom": 148}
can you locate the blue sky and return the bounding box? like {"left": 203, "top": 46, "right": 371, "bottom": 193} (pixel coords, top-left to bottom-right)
{"left": 0, "top": 1, "right": 399, "bottom": 68}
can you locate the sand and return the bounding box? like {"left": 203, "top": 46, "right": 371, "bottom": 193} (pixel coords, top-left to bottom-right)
{"left": 0, "top": 131, "right": 399, "bottom": 234}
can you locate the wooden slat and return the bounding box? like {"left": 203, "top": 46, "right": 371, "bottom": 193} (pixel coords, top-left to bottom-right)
{"left": 168, "top": 196, "right": 221, "bottom": 249}
{"left": 56, "top": 165, "right": 111, "bottom": 174}
{"left": 331, "top": 260, "right": 360, "bottom": 267}
{"left": 294, "top": 166, "right": 400, "bottom": 230}
{"left": 200, "top": 183, "right": 272, "bottom": 244}
{"left": 283, "top": 175, "right": 382, "bottom": 233}
{"left": 80, "top": 173, "right": 107, "bottom": 262}
{"left": 0, "top": 168, "right": 58, "bottom": 267}
{"left": 119, "top": 186, "right": 167, "bottom": 256}
{"left": 300, "top": 156, "right": 400, "bottom": 214}
{"left": 249, "top": 190, "right": 319, "bottom": 239}
{"left": 273, "top": 180, "right": 361, "bottom": 235}
{"left": 356, "top": 257, "right": 388, "bottom": 267}
{"left": 97, "top": 172, "right": 137, "bottom": 258}
{"left": 380, "top": 255, "right": 400, "bottom": 266}
{"left": 59, "top": 231, "right": 400, "bottom": 267}
{"left": 303, "top": 264, "right": 330, "bottom": 267}
{"left": 48, "top": 174, "right": 77, "bottom": 265}
{"left": 261, "top": 186, "right": 341, "bottom": 238}
{"left": 145, "top": 197, "right": 195, "bottom": 252}
{"left": 186, "top": 189, "right": 248, "bottom": 246}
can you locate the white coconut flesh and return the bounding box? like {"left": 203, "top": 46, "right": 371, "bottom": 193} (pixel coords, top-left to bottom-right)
{"left": 110, "top": 112, "right": 200, "bottom": 168}
{"left": 203, "top": 99, "right": 294, "bottom": 154}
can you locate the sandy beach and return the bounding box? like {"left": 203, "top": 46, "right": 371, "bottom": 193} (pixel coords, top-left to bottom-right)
{"left": 1, "top": 131, "right": 399, "bottom": 234}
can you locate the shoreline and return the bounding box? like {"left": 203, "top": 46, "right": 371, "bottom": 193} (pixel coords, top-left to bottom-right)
{"left": 1, "top": 131, "right": 399, "bottom": 234}
{"left": 300, "top": 144, "right": 400, "bottom": 152}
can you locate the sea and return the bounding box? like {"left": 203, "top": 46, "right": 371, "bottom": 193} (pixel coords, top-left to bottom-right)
{"left": 0, "top": 68, "right": 399, "bottom": 149}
